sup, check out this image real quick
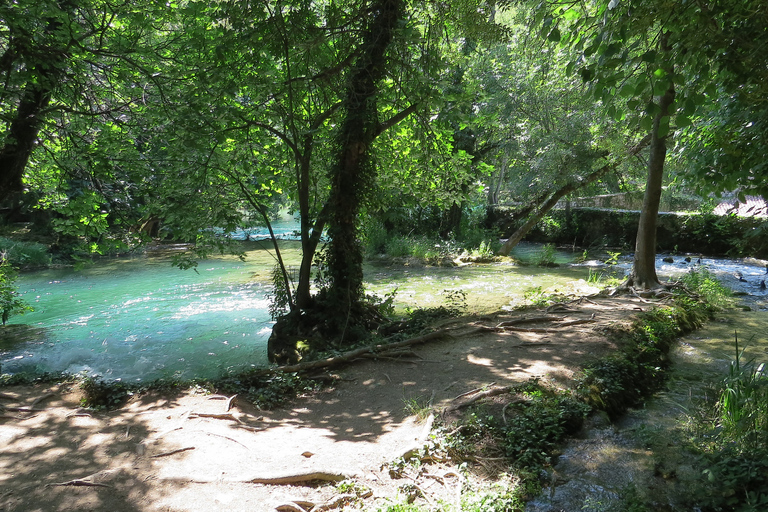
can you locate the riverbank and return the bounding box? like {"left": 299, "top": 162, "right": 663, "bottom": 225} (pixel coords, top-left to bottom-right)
{"left": 0, "top": 295, "right": 661, "bottom": 511}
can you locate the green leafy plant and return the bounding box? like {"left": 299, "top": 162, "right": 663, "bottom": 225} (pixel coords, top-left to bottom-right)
{"left": 534, "top": 243, "right": 557, "bottom": 267}
{"left": 403, "top": 396, "right": 432, "bottom": 421}
{"left": 0, "top": 257, "right": 32, "bottom": 325}
{"left": 267, "top": 262, "right": 294, "bottom": 320}
{"left": 503, "top": 390, "right": 590, "bottom": 467}
{"left": 604, "top": 251, "right": 621, "bottom": 265}
{"left": 0, "top": 237, "right": 51, "bottom": 268}
{"left": 79, "top": 376, "right": 132, "bottom": 410}
{"left": 679, "top": 268, "right": 733, "bottom": 310}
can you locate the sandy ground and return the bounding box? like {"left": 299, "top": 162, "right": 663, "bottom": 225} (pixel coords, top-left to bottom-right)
{"left": 1, "top": 296, "right": 648, "bottom": 512}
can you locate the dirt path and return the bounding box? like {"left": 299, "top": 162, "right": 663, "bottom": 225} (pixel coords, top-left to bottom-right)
{"left": 1, "top": 297, "right": 647, "bottom": 512}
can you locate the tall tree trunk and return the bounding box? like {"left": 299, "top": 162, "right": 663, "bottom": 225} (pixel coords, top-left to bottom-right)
{"left": 628, "top": 55, "right": 676, "bottom": 289}
{"left": 323, "top": 0, "right": 403, "bottom": 323}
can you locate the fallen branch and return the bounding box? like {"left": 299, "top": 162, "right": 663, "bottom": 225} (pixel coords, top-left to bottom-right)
{"left": 246, "top": 471, "right": 348, "bottom": 485}
{"left": 265, "top": 329, "right": 451, "bottom": 375}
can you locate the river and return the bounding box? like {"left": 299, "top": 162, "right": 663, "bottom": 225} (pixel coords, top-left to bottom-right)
{"left": 2, "top": 240, "right": 767, "bottom": 382}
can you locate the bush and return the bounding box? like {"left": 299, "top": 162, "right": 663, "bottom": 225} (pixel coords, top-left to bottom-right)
{"left": 504, "top": 387, "right": 590, "bottom": 467}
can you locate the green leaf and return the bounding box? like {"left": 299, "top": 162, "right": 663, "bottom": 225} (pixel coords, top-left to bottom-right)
{"left": 548, "top": 27, "right": 561, "bottom": 42}
{"left": 619, "top": 83, "right": 635, "bottom": 98}
{"left": 676, "top": 114, "right": 692, "bottom": 128}
{"left": 641, "top": 50, "right": 657, "bottom": 63}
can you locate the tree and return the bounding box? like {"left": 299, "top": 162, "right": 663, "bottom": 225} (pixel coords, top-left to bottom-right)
{"left": 540, "top": 1, "right": 718, "bottom": 288}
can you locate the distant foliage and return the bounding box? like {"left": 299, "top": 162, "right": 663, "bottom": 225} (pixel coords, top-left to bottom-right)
{"left": 0, "top": 237, "right": 51, "bottom": 268}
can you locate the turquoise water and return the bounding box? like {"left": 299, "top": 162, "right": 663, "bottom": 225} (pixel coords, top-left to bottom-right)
{"left": 3, "top": 255, "right": 274, "bottom": 381}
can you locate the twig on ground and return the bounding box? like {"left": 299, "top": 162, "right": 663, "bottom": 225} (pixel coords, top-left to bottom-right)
{"left": 200, "top": 431, "right": 249, "bottom": 449}
{"left": 151, "top": 446, "right": 195, "bottom": 458}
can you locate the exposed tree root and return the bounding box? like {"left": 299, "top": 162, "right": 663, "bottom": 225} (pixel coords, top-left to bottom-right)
{"left": 30, "top": 392, "right": 56, "bottom": 409}
{"left": 400, "top": 413, "right": 436, "bottom": 460}
{"left": 49, "top": 479, "right": 112, "bottom": 488}
{"left": 189, "top": 412, "right": 242, "bottom": 423}
{"left": 310, "top": 493, "right": 358, "bottom": 511}
{"left": 275, "top": 502, "right": 311, "bottom": 512}
{"left": 444, "top": 386, "right": 526, "bottom": 414}
{"left": 496, "top": 316, "right": 563, "bottom": 327}
{"left": 495, "top": 316, "right": 596, "bottom": 333}
{"left": 48, "top": 468, "right": 123, "bottom": 488}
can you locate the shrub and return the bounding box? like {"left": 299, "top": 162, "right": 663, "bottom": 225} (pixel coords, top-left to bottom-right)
{"left": 504, "top": 388, "right": 590, "bottom": 467}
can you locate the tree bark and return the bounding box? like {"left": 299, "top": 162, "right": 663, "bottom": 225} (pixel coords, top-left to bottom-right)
{"left": 0, "top": 4, "right": 71, "bottom": 203}
{"left": 323, "top": 0, "right": 403, "bottom": 323}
